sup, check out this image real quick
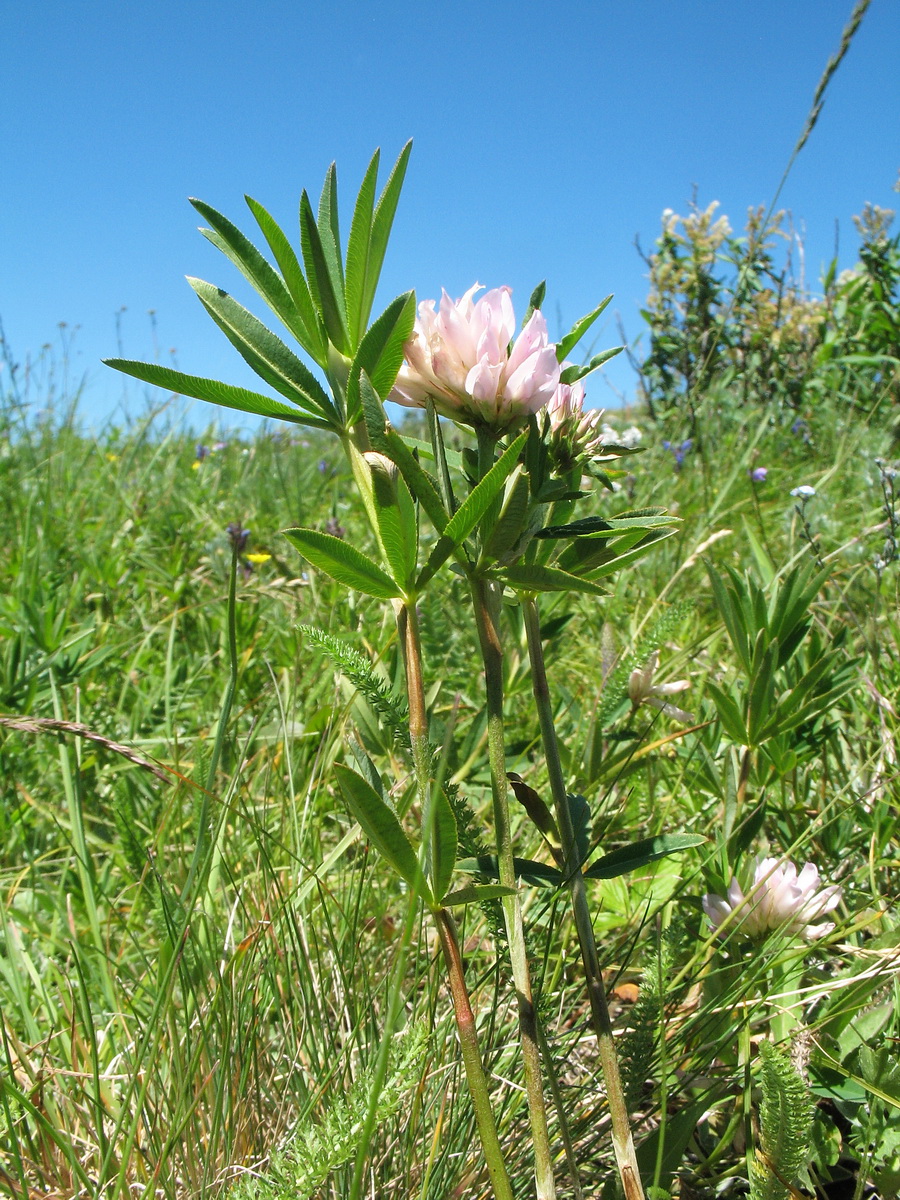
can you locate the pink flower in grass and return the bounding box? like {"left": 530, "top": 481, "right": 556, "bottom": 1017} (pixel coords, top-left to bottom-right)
{"left": 389, "top": 284, "right": 561, "bottom": 432}
{"left": 703, "top": 858, "right": 841, "bottom": 941}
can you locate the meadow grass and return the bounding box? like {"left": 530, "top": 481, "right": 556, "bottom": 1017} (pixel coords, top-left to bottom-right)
{"left": 0, "top": 355, "right": 897, "bottom": 1200}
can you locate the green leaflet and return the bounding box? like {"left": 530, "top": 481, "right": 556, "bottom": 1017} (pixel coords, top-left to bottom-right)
{"left": 559, "top": 345, "right": 623, "bottom": 384}
{"left": 187, "top": 278, "right": 338, "bottom": 426}
{"left": 190, "top": 197, "right": 311, "bottom": 349}
{"left": 429, "top": 788, "right": 458, "bottom": 905}
{"left": 282, "top": 528, "right": 401, "bottom": 599}
{"left": 344, "top": 142, "right": 412, "bottom": 346}
{"left": 442, "top": 884, "right": 518, "bottom": 907}
{"left": 503, "top": 563, "right": 609, "bottom": 596}
{"left": 555, "top": 294, "right": 613, "bottom": 362}
{"left": 244, "top": 194, "right": 327, "bottom": 365}
{"left": 416, "top": 430, "right": 527, "bottom": 589}
{"left": 299, "top": 189, "right": 350, "bottom": 354}
{"left": 583, "top": 833, "right": 706, "bottom": 880}
{"left": 335, "top": 765, "right": 424, "bottom": 895}
{"left": 345, "top": 292, "right": 416, "bottom": 422}
{"left": 457, "top": 855, "right": 564, "bottom": 889}
{"left": 101, "top": 360, "right": 333, "bottom": 429}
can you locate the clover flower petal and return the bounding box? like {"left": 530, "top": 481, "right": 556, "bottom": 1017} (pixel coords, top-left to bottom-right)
{"left": 389, "top": 284, "right": 561, "bottom": 433}
{"left": 703, "top": 858, "right": 841, "bottom": 941}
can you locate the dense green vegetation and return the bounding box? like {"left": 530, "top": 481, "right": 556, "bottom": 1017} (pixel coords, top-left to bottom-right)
{"left": 1, "top": 141, "right": 899, "bottom": 1197}
{"left": 2, "top": 301, "right": 898, "bottom": 1199}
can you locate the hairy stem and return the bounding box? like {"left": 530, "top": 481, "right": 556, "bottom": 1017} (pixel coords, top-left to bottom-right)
{"left": 522, "top": 594, "right": 646, "bottom": 1200}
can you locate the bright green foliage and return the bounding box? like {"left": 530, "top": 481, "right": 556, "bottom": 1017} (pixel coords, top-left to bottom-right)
{"left": 705, "top": 562, "right": 857, "bottom": 759}
{"left": 749, "top": 1041, "right": 814, "bottom": 1200}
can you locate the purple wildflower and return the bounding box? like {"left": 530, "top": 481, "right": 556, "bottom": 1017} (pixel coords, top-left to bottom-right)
{"left": 227, "top": 522, "right": 250, "bottom": 553}
{"left": 750, "top": 467, "right": 768, "bottom": 483}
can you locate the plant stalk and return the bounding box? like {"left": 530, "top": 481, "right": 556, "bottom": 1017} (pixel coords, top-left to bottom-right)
{"left": 437, "top": 908, "right": 516, "bottom": 1200}
{"left": 396, "top": 597, "right": 516, "bottom": 1200}
{"left": 471, "top": 572, "right": 558, "bottom": 1200}
{"left": 522, "top": 594, "right": 646, "bottom": 1200}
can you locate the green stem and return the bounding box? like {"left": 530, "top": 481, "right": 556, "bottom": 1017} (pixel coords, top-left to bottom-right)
{"left": 472, "top": 573, "right": 558, "bottom": 1200}
{"left": 522, "top": 594, "right": 646, "bottom": 1200}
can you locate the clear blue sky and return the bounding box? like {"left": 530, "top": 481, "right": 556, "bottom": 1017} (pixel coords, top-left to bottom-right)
{"left": 4, "top": 0, "right": 898, "bottom": 429}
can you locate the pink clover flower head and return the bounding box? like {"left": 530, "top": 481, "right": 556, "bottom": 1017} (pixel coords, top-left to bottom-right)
{"left": 389, "top": 284, "right": 561, "bottom": 432}
{"left": 627, "top": 650, "right": 694, "bottom": 724}
{"left": 703, "top": 857, "right": 841, "bottom": 942}
{"left": 545, "top": 374, "right": 608, "bottom": 464}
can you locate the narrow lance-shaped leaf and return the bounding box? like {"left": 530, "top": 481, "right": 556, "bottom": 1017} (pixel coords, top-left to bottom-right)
{"left": 102, "top": 360, "right": 334, "bottom": 429}
{"left": 299, "top": 190, "right": 350, "bottom": 354}
{"left": 383, "top": 428, "right": 450, "bottom": 535}
{"left": 362, "top": 140, "right": 413, "bottom": 332}
{"left": 345, "top": 291, "right": 416, "bottom": 422}
{"left": 416, "top": 430, "right": 528, "bottom": 590}
{"left": 188, "top": 279, "right": 339, "bottom": 426}
{"left": 555, "top": 295, "right": 613, "bottom": 363}
{"left": 335, "top": 765, "right": 425, "bottom": 895}
{"left": 457, "top": 855, "right": 564, "bottom": 889}
{"left": 344, "top": 149, "right": 381, "bottom": 348}
{"left": 244, "top": 195, "right": 327, "bottom": 365}
{"left": 559, "top": 345, "right": 624, "bottom": 385}
{"left": 189, "top": 198, "right": 311, "bottom": 348}
{"left": 360, "top": 378, "right": 419, "bottom": 590}
{"left": 282, "top": 528, "right": 402, "bottom": 600}
{"left": 442, "top": 884, "right": 518, "bottom": 907}
{"left": 317, "top": 162, "right": 345, "bottom": 294}
{"left": 430, "top": 788, "right": 458, "bottom": 904}
{"left": 521, "top": 280, "right": 547, "bottom": 329}
{"left": 583, "top": 833, "right": 706, "bottom": 880}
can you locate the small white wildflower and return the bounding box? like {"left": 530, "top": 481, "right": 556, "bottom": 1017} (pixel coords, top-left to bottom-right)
{"left": 703, "top": 858, "right": 841, "bottom": 941}
{"left": 790, "top": 485, "right": 816, "bottom": 499}
{"left": 628, "top": 650, "right": 694, "bottom": 723}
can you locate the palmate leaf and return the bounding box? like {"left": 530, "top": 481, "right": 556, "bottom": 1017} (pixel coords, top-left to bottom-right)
{"left": 536, "top": 509, "right": 674, "bottom": 539}
{"left": 560, "top": 526, "right": 678, "bottom": 580}
{"left": 282, "top": 528, "right": 402, "bottom": 599}
{"left": 502, "top": 563, "right": 609, "bottom": 596}
{"left": 583, "top": 833, "right": 706, "bottom": 880}
{"left": 187, "top": 279, "right": 339, "bottom": 426}
{"left": 102, "top": 360, "right": 334, "bottom": 428}
{"left": 415, "top": 430, "right": 528, "bottom": 590}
